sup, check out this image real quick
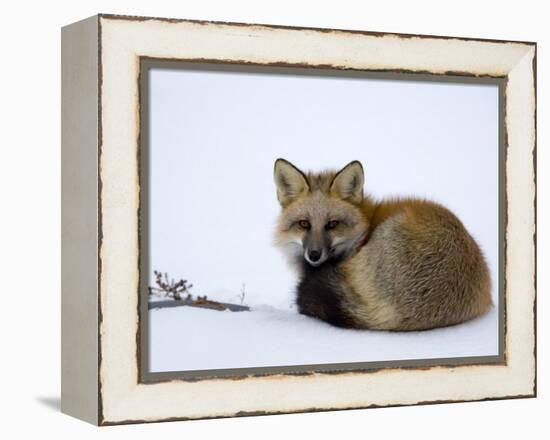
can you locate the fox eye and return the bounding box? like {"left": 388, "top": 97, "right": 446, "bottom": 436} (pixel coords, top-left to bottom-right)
{"left": 298, "top": 220, "right": 311, "bottom": 230}
{"left": 325, "top": 220, "right": 339, "bottom": 230}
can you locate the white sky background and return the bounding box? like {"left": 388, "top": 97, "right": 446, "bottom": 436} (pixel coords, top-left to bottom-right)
{"left": 148, "top": 67, "right": 499, "bottom": 313}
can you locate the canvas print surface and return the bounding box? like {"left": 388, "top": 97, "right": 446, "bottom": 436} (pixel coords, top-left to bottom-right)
{"left": 143, "top": 64, "right": 501, "bottom": 374}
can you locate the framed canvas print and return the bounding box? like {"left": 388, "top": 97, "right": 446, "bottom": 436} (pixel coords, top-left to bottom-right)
{"left": 61, "top": 14, "right": 537, "bottom": 425}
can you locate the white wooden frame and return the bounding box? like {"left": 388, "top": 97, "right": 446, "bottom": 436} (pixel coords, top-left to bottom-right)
{"left": 61, "top": 14, "right": 536, "bottom": 425}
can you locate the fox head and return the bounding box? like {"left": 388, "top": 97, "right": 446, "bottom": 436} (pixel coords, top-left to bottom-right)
{"left": 274, "top": 158, "right": 369, "bottom": 268}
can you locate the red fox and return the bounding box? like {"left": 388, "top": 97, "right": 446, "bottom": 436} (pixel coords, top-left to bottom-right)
{"left": 274, "top": 158, "right": 492, "bottom": 331}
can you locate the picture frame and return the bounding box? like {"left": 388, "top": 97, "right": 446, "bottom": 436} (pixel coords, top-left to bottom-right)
{"left": 61, "top": 13, "right": 536, "bottom": 425}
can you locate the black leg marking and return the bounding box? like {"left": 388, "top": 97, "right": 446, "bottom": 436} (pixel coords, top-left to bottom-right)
{"left": 296, "top": 262, "right": 356, "bottom": 328}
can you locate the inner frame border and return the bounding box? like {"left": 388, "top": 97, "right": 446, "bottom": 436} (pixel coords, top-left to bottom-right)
{"left": 137, "top": 59, "right": 507, "bottom": 384}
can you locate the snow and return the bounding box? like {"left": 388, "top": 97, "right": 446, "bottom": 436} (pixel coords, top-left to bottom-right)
{"left": 149, "top": 303, "right": 498, "bottom": 372}
{"left": 148, "top": 68, "right": 500, "bottom": 318}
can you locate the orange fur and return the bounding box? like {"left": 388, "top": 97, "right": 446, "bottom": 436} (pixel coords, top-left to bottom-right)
{"left": 274, "top": 159, "right": 493, "bottom": 331}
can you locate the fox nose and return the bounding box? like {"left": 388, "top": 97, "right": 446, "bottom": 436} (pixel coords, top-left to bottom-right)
{"left": 308, "top": 249, "right": 321, "bottom": 262}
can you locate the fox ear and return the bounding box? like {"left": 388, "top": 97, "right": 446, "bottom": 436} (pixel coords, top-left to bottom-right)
{"left": 274, "top": 159, "right": 309, "bottom": 207}
{"left": 330, "top": 161, "right": 364, "bottom": 203}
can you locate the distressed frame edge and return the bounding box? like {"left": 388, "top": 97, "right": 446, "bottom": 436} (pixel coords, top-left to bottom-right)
{"left": 92, "top": 15, "right": 536, "bottom": 425}
{"left": 503, "top": 44, "right": 537, "bottom": 400}
{"left": 61, "top": 15, "right": 101, "bottom": 425}
{"left": 532, "top": 44, "right": 538, "bottom": 399}
{"left": 100, "top": 393, "right": 536, "bottom": 427}
{"left": 97, "top": 12, "right": 537, "bottom": 46}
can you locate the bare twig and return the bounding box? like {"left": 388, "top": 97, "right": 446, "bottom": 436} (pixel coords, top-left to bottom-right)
{"left": 239, "top": 283, "right": 246, "bottom": 305}
{"left": 149, "top": 271, "right": 250, "bottom": 312}
{"left": 148, "top": 270, "right": 193, "bottom": 301}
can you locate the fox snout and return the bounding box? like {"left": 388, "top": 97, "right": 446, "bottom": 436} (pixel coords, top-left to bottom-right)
{"left": 303, "top": 231, "right": 330, "bottom": 266}
{"left": 304, "top": 248, "right": 328, "bottom": 266}
{"left": 307, "top": 249, "right": 322, "bottom": 262}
